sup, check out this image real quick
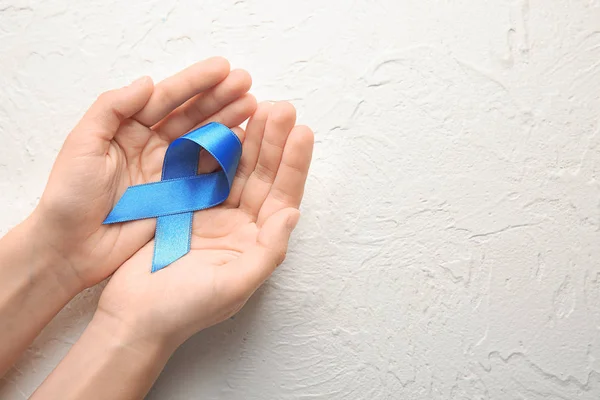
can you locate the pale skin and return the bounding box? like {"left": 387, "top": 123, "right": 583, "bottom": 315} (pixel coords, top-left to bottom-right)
{"left": 0, "top": 57, "right": 314, "bottom": 399}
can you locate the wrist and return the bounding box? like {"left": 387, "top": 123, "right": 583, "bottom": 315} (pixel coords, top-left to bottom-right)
{"left": 91, "top": 308, "right": 178, "bottom": 361}
{"left": 30, "top": 308, "right": 174, "bottom": 400}
{"left": 0, "top": 214, "right": 83, "bottom": 374}
{"left": 24, "top": 209, "right": 86, "bottom": 295}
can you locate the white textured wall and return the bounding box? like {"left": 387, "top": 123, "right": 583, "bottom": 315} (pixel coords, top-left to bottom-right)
{"left": 1, "top": 0, "right": 600, "bottom": 398}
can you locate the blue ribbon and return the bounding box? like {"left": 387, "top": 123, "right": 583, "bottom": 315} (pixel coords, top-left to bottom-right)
{"left": 103, "top": 122, "right": 242, "bottom": 272}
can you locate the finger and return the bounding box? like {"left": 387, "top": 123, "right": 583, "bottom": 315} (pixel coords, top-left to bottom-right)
{"left": 153, "top": 69, "right": 252, "bottom": 141}
{"left": 238, "top": 102, "right": 296, "bottom": 218}
{"left": 257, "top": 125, "right": 314, "bottom": 226}
{"left": 134, "top": 57, "right": 230, "bottom": 127}
{"left": 219, "top": 208, "right": 300, "bottom": 299}
{"left": 73, "top": 76, "right": 153, "bottom": 153}
{"left": 197, "top": 127, "right": 246, "bottom": 174}
{"left": 195, "top": 93, "right": 257, "bottom": 129}
{"left": 224, "top": 102, "right": 272, "bottom": 207}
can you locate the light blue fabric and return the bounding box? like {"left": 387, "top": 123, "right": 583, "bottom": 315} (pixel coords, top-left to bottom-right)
{"left": 103, "top": 122, "right": 242, "bottom": 272}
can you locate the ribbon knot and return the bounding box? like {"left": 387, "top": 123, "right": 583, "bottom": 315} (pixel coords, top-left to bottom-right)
{"left": 103, "top": 122, "right": 242, "bottom": 272}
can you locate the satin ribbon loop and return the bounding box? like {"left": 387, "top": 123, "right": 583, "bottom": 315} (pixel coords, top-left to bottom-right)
{"left": 103, "top": 122, "right": 242, "bottom": 272}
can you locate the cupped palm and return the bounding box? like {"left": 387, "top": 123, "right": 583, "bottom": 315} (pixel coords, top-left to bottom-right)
{"left": 98, "top": 101, "right": 314, "bottom": 345}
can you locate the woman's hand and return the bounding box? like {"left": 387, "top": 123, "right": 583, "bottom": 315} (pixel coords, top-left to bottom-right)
{"left": 97, "top": 101, "right": 314, "bottom": 350}
{"left": 34, "top": 57, "right": 256, "bottom": 290}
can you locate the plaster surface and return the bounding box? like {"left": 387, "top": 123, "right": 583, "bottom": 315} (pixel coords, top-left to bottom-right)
{"left": 1, "top": 0, "right": 600, "bottom": 398}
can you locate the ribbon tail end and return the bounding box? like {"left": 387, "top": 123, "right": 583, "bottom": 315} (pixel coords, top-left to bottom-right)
{"left": 151, "top": 250, "right": 189, "bottom": 273}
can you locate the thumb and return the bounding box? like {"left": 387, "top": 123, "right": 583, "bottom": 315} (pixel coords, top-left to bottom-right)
{"left": 257, "top": 207, "right": 301, "bottom": 260}
{"left": 73, "top": 76, "right": 154, "bottom": 146}
{"left": 223, "top": 208, "right": 301, "bottom": 297}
